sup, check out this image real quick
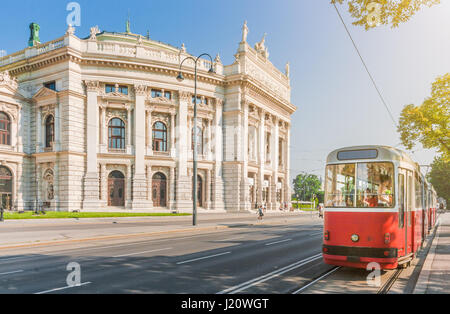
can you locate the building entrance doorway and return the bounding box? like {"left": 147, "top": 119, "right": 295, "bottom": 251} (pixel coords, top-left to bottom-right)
{"left": 108, "top": 171, "right": 125, "bottom": 207}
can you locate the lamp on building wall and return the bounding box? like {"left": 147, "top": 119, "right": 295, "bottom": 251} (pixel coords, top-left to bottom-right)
{"left": 177, "top": 53, "right": 215, "bottom": 226}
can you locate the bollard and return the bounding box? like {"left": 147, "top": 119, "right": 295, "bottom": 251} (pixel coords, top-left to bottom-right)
{"left": 0, "top": 207, "right": 4, "bottom": 222}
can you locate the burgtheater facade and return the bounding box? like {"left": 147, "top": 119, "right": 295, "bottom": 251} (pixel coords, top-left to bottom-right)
{"left": 0, "top": 22, "right": 296, "bottom": 212}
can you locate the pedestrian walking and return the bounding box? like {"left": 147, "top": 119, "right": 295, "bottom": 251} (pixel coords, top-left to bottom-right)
{"left": 257, "top": 205, "right": 264, "bottom": 220}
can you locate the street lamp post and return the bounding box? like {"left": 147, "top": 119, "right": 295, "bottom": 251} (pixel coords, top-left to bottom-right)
{"left": 177, "top": 53, "right": 215, "bottom": 226}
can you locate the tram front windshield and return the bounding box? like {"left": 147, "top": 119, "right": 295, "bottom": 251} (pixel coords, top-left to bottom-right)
{"left": 325, "top": 162, "right": 394, "bottom": 208}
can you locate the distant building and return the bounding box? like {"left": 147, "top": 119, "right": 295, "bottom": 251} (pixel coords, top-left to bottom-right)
{"left": 0, "top": 22, "right": 296, "bottom": 212}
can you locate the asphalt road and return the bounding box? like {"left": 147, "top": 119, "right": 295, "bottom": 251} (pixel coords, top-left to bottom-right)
{"left": 0, "top": 215, "right": 333, "bottom": 294}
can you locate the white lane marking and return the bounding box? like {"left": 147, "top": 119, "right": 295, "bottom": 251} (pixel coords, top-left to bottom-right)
{"left": 292, "top": 267, "right": 341, "bottom": 294}
{"left": 309, "top": 232, "right": 323, "bottom": 237}
{"left": 112, "top": 247, "right": 172, "bottom": 258}
{"left": 265, "top": 239, "right": 292, "bottom": 246}
{"left": 177, "top": 252, "right": 232, "bottom": 265}
{"left": 0, "top": 270, "right": 24, "bottom": 276}
{"left": 220, "top": 236, "right": 244, "bottom": 242}
{"left": 217, "top": 253, "right": 323, "bottom": 294}
{"left": 34, "top": 282, "right": 92, "bottom": 294}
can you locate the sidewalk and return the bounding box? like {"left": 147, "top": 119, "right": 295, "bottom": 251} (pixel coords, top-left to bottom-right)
{"left": 414, "top": 212, "right": 450, "bottom": 294}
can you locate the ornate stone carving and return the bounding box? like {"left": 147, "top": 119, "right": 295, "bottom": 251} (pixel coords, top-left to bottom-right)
{"left": 285, "top": 62, "right": 290, "bottom": 78}
{"left": 0, "top": 103, "right": 19, "bottom": 122}
{"left": 85, "top": 80, "right": 100, "bottom": 92}
{"left": 89, "top": 26, "right": 100, "bottom": 40}
{"left": 106, "top": 109, "right": 128, "bottom": 122}
{"left": 66, "top": 24, "right": 75, "bottom": 36}
{"left": 0, "top": 71, "right": 18, "bottom": 90}
{"left": 254, "top": 33, "right": 269, "bottom": 60}
{"left": 134, "top": 84, "right": 147, "bottom": 96}
{"left": 179, "top": 91, "right": 191, "bottom": 102}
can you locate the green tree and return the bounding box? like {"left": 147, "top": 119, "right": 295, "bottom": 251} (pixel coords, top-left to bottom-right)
{"left": 292, "top": 173, "right": 322, "bottom": 201}
{"left": 428, "top": 156, "right": 450, "bottom": 206}
{"left": 398, "top": 73, "right": 450, "bottom": 162}
{"left": 331, "top": 0, "right": 441, "bottom": 30}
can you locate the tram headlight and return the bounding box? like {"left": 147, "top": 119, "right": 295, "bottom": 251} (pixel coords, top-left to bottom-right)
{"left": 351, "top": 234, "right": 359, "bottom": 242}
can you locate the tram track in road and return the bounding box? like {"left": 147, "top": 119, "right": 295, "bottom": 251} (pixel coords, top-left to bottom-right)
{"left": 377, "top": 268, "right": 403, "bottom": 294}
{"left": 290, "top": 266, "right": 340, "bottom": 294}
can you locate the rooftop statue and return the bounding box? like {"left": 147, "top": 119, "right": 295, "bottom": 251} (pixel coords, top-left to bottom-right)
{"left": 28, "top": 23, "right": 41, "bottom": 47}
{"left": 242, "top": 21, "right": 249, "bottom": 43}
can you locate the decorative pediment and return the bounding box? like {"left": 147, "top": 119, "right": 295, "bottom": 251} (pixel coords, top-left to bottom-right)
{"left": 148, "top": 96, "right": 173, "bottom": 105}
{"left": 33, "top": 87, "right": 58, "bottom": 100}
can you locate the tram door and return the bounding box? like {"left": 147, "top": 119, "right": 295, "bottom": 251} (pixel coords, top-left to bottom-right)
{"left": 398, "top": 169, "right": 413, "bottom": 256}
{"left": 398, "top": 171, "right": 407, "bottom": 257}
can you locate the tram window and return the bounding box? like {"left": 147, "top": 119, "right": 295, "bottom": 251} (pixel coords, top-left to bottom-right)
{"left": 324, "top": 164, "right": 355, "bottom": 208}
{"left": 337, "top": 149, "right": 378, "bottom": 161}
{"left": 356, "top": 162, "right": 395, "bottom": 208}
{"left": 415, "top": 174, "right": 422, "bottom": 210}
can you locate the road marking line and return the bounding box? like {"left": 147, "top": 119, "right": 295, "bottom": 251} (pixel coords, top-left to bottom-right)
{"left": 0, "top": 270, "right": 24, "bottom": 276}
{"left": 112, "top": 247, "right": 172, "bottom": 258}
{"left": 177, "top": 252, "right": 232, "bottom": 265}
{"left": 34, "top": 282, "right": 92, "bottom": 294}
{"left": 265, "top": 239, "right": 292, "bottom": 246}
{"left": 292, "top": 267, "right": 341, "bottom": 294}
{"left": 220, "top": 236, "right": 244, "bottom": 242}
{"left": 217, "top": 253, "right": 322, "bottom": 294}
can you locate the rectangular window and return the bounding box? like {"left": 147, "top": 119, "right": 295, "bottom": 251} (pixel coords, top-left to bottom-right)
{"left": 355, "top": 162, "right": 395, "bottom": 208}
{"left": 337, "top": 149, "right": 378, "bottom": 161}
{"left": 44, "top": 81, "right": 56, "bottom": 91}
{"left": 151, "top": 89, "right": 162, "bottom": 98}
{"left": 325, "top": 162, "right": 395, "bottom": 208}
{"left": 164, "top": 91, "right": 172, "bottom": 99}
{"left": 415, "top": 173, "right": 422, "bottom": 210}
{"left": 106, "top": 84, "right": 115, "bottom": 93}
{"left": 119, "top": 86, "right": 128, "bottom": 95}
{"left": 325, "top": 164, "right": 356, "bottom": 208}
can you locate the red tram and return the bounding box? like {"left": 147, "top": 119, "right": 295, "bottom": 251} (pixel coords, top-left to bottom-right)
{"left": 322, "top": 146, "right": 438, "bottom": 270}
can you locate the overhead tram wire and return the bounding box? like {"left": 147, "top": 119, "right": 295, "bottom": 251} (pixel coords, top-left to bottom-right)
{"left": 332, "top": 3, "right": 398, "bottom": 129}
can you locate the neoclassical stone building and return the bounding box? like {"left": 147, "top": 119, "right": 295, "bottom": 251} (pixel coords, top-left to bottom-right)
{"left": 0, "top": 22, "right": 295, "bottom": 212}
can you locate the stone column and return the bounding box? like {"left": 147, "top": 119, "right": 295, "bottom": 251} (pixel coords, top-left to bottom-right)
{"left": 82, "top": 81, "right": 100, "bottom": 210}
{"left": 169, "top": 166, "right": 175, "bottom": 210}
{"left": 170, "top": 111, "right": 176, "bottom": 157}
{"left": 100, "top": 105, "right": 107, "bottom": 153}
{"left": 54, "top": 103, "right": 61, "bottom": 151}
{"left": 212, "top": 98, "right": 224, "bottom": 211}
{"left": 126, "top": 107, "right": 132, "bottom": 154}
{"left": 240, "top": 100, "right": 250, "bottom": 211}
{"left": 147, "top": 109, "right": 153, "bottom": 156}
{"left": 126, "top": 164, "right": 132, "bottom": 209}
{"left": 206, "top": 169, "right": 211, "bottom": 210}
{"left": 271, "top": 116, "right": 279, "bottom": 210}
{"left": 132, "top": 85, "right": 152, "bottom": 210}
{"left": 206, "top": 119, "right": 212, "bottom": 160}
{"left": 101, "top": 164, "right": 107, "bottom": 207}
{"left": 258, "top": 110, "right": 265, "bottom": 206}
{"left": 175, "top": 91, "right": 192, "bottom": 211}
{"left": 35, "top": 106, "right": 42, "bottom": 153}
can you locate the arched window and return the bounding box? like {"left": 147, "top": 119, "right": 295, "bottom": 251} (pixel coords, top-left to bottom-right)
{"left": 192, "top": 127, "right": 203, "bottom": 154}
{"left": 45, "top": 115, "right": 55, "bottom": 148}
{"left": 152, "top": 122, "right": 168, "bottom": 152}
{"left": 0, "top": 112, "right": 11, "bottom": 146}
{"left": 108, "top": 118, "right": 126, "bottom": 149}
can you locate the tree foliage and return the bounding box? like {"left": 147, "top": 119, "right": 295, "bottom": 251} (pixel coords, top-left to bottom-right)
{"left": 331, "top": 0, "right": 441, "bottom": 30}
{"left": 292, "top": 173, "right": 322, "bottom": 201}
{"left": 398, "top": 73, "right": 450, "bottom": 162}
{"left": 428, "top": 156, "right": 450, "bottom": 206}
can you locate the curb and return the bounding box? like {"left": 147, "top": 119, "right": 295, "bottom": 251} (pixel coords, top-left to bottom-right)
{"left": 413, "top": 219, "right": 441, "bottom": 294}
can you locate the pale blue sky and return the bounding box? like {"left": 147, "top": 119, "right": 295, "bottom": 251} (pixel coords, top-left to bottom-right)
{"left": 1, "top": 0, "right": 449, "bottom": 182}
